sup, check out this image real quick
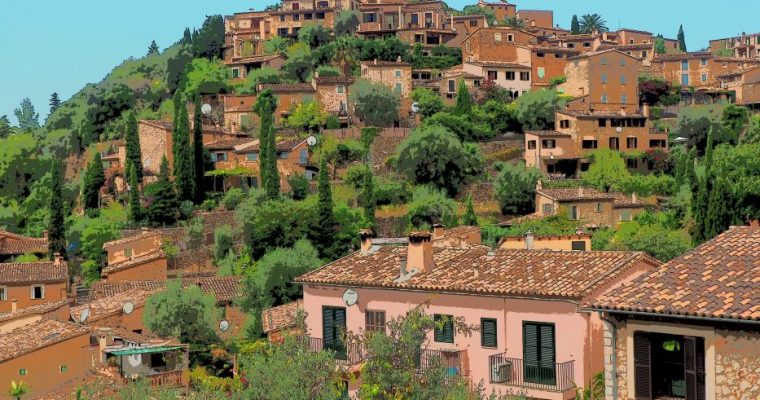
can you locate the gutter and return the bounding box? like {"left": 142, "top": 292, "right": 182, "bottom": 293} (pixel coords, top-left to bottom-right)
{"left": 583, "top": 307, "right": 760, "bottom": 325}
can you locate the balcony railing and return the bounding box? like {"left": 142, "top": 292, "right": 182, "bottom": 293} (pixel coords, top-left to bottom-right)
{"left": 119, "top": 370, "right": 184, "bottom": 388}
{"left": 489, "top": 355, "right": 575, "bottom": 392}
{"left": 306, "top": 337, "right": 367, "bottom": 365}
{"left": 416, "top": 349, "right": 464, "bottom": 377}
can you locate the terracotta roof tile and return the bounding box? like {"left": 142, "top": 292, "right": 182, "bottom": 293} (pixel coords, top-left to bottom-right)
{"left": 206, "top": 138, "right": 257, "bottom": 150}
{"left": 259, "top": 83, "right": 316, "bottom": 93}
{"left": 103, "top": 230, "right": 160, "bottom": 250}
{"left": 586, "top": 226, "right": 760, "bottom": 322}
{"left": 235, "top": 137, "right": 306, "bottom": 153}
{"left": 466, "top": 60, "right": 529, "bottom": 68}
{"left": 557, "top": 109, "right": 645, "bottom": 119}
{"left": 0, "top": 231, "right": 48, "bottom": 255}
{"left": 362, "top": 60, "right": 412, "bottom": 67}
{"left": 139, "top": 120, "right": 173, "bottom": 131}
{"left": 0, "top": 299, "right": 70, "bottom": 324}
{"left": 0, "top": 261, "right": 67, "bottom": 284}
{"left": 262, "top": 299, "right": 303, "bottom": 334}
{"left": 525, "top": 130, "right": 572, "bottom": 137}
{"left": 70, "top": 290, "right": 157, "bottom": 322}
{"left": 0, "top": 319, "right": 90, "bottom": 363}
{"left": 88, "top": 276, "right": 242, "bottom": 304}
{"left": 296, "top": 246, "right": 657, "bottom": 299}
{"left": 101, "top": 250, "right": 166, "bottom": 275}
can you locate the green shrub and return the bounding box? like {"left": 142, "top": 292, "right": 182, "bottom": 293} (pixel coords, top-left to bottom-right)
{"left": 407, "top": 186, "right": 458, "bottom": 229}
{"left": 221, "top": 188, "right": 246, "bottom": 210}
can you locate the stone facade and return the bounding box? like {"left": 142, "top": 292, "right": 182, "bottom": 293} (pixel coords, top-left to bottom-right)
{"left": 651, "top": 52, "right": 760, "bottom": 89}
{"left": 714, "top": 328, "right": 760, "bottom": 400}
{"left": 137, "top": 120, "right": 172, "bottom": 175}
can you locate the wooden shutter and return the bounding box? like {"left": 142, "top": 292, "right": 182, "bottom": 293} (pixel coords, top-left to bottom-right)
{"left": 633, "top": 332, "right": 652, "bottom": 400}
{"left": 684, "top": 336, "right": 705, "bottom": 400}
{"left": 539, "top": 324, "right": 556, "bottom": 366}
{"left": 323, "top": 307, "right": 335, "bottom": 345}
{"left": 481, "top": 318, "right": 497, "bottom": 348}
{"left": 435, "top": 314, "right": 454, "bottom": 343}
{"left": 523, "top": 323, "right": 539, "bottom": 364}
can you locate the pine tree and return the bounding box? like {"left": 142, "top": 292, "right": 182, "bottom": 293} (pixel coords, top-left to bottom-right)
{"left": 173, "top": 99, "right": 195, "bottom": 202}
{"left": 254, "top": 90, "right": 280, "bottom": 199}
{"left": 49, "top": 92, "right": 61, "bottom": 115}
{"left": 570, "top": 15, "right": 580, "bottom": 35}
{"left": 453, "top": 81, "right": 473, "bottom": 116}
{"left": 82, "top": 153, "right": 105, "bottom": 211}
{"left": 677, "top": 25, "right": 687, "bottom": 52}
{"left": 0, "top": 115, "right": 12, "bottom": 139}
{"left": 128, "top": 164, "right": 142, "bottom": 224}
{"left": 462, "top": 195, "right": 478, "bottom": 226}
{"left": 147, "top": 40, "right": 160, "bottom": 56}
{"left": 124, "top": 112, "right": 144, "bottom": 182}
{"left": 362, "top": 169, "right": 376, "bottom": 227}
{"left": 48, "top": 162, "right": 67, "bottom": 258}
{"left": 14, "top": 98, "right": 40, "bottom": 131}
{"left": 192, "top": 95, "right": 205, "bottom": 203}
{"left": 147, "top": 156, "right": 179, "bottom": 227}
{"left": 311, "top": 157, "right": 337, "bottom": 259}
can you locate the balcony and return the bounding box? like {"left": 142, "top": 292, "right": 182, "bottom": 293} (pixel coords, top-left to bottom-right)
{"left": 306, "top": 337, "right": 367, "bottom": 365}
{"left": 489, "top": 354, "right": 575, "bottom": 393}
{"left": 118, "top": 370, "right": 184, "bottom": 388}
{"left": 417, "top": 349, "right": 464, "bottom": 377}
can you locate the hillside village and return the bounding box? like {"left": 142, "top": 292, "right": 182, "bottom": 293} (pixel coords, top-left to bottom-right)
{"left": 1, "top": 0, "right": 759, "bottom": 399}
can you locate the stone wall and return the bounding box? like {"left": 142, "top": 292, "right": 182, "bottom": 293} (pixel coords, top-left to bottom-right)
{"left": 714, "top": 328, "right": 760, "bottom": 400}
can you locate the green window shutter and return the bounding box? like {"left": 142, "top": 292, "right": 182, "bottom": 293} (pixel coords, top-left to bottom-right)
{"left": 434, "top": 314, "right": 454, "bottom": 343}
{"left": 524, "top": 322, "right": 556, "bottom": 385}
{"left": 539, "top": 324, "right": 556, "bottom": 365}
{"left": 523, "top": 323, "right": 539, "bottom": 364}
{"left": 633, "top": 332, "right": 652, "bottom": 399}
{"left": 481, "top": 318, "right": 497, "bottom": 348}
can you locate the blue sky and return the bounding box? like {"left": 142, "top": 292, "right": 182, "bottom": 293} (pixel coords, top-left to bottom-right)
{"left": 0, "top": 0, "right": 756, "bottom": 124}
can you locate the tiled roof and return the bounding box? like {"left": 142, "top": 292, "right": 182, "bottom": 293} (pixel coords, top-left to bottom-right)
{"left": 557, "top": 109, "right": 645, "bottom": 119}
{"left": 362, "top": 60, "right": 412, "bottom": 67}
{"left": 139, "top": 120, "right": 173, "bottom": 131}
{"left": 0, "top": 262, "right": 67, "bottom": 284}
{"left": 259, "top": 83, "right": 316, "bottom": 93}
{"left": 599, "top": 43, "right": 653, "bottom": 51}
{"left": 466, "top": 60, "right": 529, "bottom": 69}
{"left": 0, "top": 231, "right": 48, "bottom": 255}
{"left": 70, "top": 289, "right": 157, "bottom": 323}
{"left": 235, "top": 137, "right": 306, "bottom": 153}
{"left": 567, "top": 48, "right": 640, "bottom": 61}
{"left": 531, "top": 46, "right": 581, "bottom": 53}
{"left": 0, "top": 319, "right": 90, "bottom": 363}
{"left": 537, "top": 187, "right": 616, "bottom": 202}
{"left": 101, "top": 250, "right": 166, "bottom": 275}
{"left": 262, "top": 299, "right": 303, "bottom": 334}
{"left": 610, "top": 192, "right": 648, "bottom": 208}
{"left": 230, "top": 54, "right": 283, "bottom": 64}
{"left": 206, "top": 138, "right": 256, "bottom": 150}
{"left": 314, "top": 76, "right": 355, "bottom": 85}
{"left": 0, "top": 299, "right": 70, "bottom": 323}
{"left": 653, "top": 51, "right": 712, "bottom": 60}
{"left": 103, "top": 230, "right": 160, "bottom": 250}
{"left": 586, "top": 226, "right": 760, "bottom": 322}
{"left": 525, "top": 130, "right": 572, "bottom": 137}
{"left": 296, "top": 246, "right": 658, "bottom": 299}
{"left": 88, "top": 276, "right": 242, "bottom": 304}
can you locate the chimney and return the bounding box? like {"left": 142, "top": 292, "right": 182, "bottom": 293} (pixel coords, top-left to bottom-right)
{"left": 642, "top": 103, "right": 650, "bottom": 118}
{"left": 359, "top": 229, "right": 375, "bottom": 253}
{"left": 399, "top": 255, "right": 408, "bottom": 276}
{"left": 396, "top": 55, "right": 402, "bottom": 63}
{"left": 53, "top": 252, "right": 64, "bottom": 266}
{"left": 97, "top": 328, "right": 114, "bottom": 363}
{"left": 525, "top": 231, "right": 534, "bottom": 249}
{"left": 43, "top": 230, "right": 49, "bottom": 240}
{"left": 432, "top": 223, "right": 445, "bottom": 239}
{"left": 374, "top": 58, "right": 378, "bottom": 65}
{"left": 620, "top": 106, "right": 627, "bottom": 116}
{"left": 11, "top": 298, "right": 17, "bottom": 313}
{"left": 407, "top": 232, "right": 434, "bottom": 273}
{"left": 578, "top": 187, "right": 584, "bottom": 197}
{"left": 631, "top": 193, "right": 637, "bottom": 203}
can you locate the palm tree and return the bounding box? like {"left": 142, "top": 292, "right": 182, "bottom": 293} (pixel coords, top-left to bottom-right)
{"left": 331, "top": 35, "right": 360, "bottom": 79}
{"left": 9, "top": 381, "right": 28, "bottom": 400}
{"left": 579, "top": 14, "right": 608, "bottom": 34}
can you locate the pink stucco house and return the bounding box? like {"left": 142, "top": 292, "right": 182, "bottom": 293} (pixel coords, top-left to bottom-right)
{"left": 295, "top": 230, "right": 660, "bottom": 399}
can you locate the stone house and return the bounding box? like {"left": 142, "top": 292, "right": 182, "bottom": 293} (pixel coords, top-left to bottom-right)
{"left": 0, "top": 229, "right": 48, "bottom": 261}
{"left": 498, "top": 231, "right": 592, "bottom": 251}
{"left": 101, "top": 230, "right": 167, "bottom": 282}
{"left": 476, "top": 0, "right": 516, "bottom": 21}
{"left": 516, "top": 9, "right": 553, "bottom": 29}
{"left": 360, "top": 59, "right": 414, "bottom": 119}
{"left": 709, "top": 32, "right": 760, "bottom": 59}
{"left": 717, "top": 64, "right": 760, "bottom": 106}
{"left": 356, "top": 0, "right": 456, "bottom": 48}
{"left": 650, "top": 52, "right": 760, "bottom": 90}
{"left": 295, "top": 230, "right": 660, "bottom": 399}
{"left": 258, "top": 82, "right": 318, "bottom": 123}
{"left": 227, "top": 54, "right": 285, "bottom": 80}
{"left": 533, "top": 183, "right": 648, "bottom": 228}
{"left": 560, "top": 49, "right": 641, "bottom": 112}
{"left": 431, "top": 224, "right": 482, "bottom": 248}
{"left": 461, "top": 27, "right": 538, "bottom": 64}
{"left": 585, "top": 226, "right": 760, "bottom": 400}
{"left": 314, "top": 75, "right": 353, "bottom": 123}
{"left": 221, "top": 94, "right": 259, "bottom": 135}
{"left": 463, "top": 60, "right": 532, "bottom": 97}
{"left": 0, "top": 318, "right": 91, "bottom": 398}
{"left": 530, "top": 46, "right": 580, "bottom": 90}
{"left": 0, "top": 256, "right": 68, "bottom": 313}
{"left": 438, "top": 67, "right": 483, "bottom": 103}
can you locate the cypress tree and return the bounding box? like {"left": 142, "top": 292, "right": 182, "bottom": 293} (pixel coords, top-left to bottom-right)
{"left": 173, "top": 99, "right": 195, "bottom": 201}
{"left": 677, "top": 25, "right": 687, "bottom": 52}
{"left": 453, "top": 80, "right": 473, "bottom": 116}
{"left": 49, "top": 92, "right": 61, "bottom": 115}
{"left": 312, "top": 157, "right": 337, "bottom": 259}
{"left": 254, "top": 90, "right": 280, "bottom": 199}
{"left": 128, "top": 164, "right": 142, "bottom": 224}
{"left": 704, "top": 174, "right": 733, "bottom": 240}
{"left": 692, "top": 128, "right": 715, "bottom": 243}
{"left": 193, "top": 95, "right": 206, "bottom": 203}
{"left": 124, "top": 112, "right": 144, "bottom": 182}
{"left": 147, "top": 156, "right": 179, "bottom": 227}
{"left": 570, "top": 15, "right": 580, "bottom": 35}
{"left": 48, "top": 162, "right": 67, "bottom": 258}
{"left": 82, "top": 153, "right": 105, "bottom": 211}
{"left": 172, "top": 91, "right": 183, "bottom": 167}
{"left": 462, "top": 195, "right": 478, "bottom": 226}
{"left": 182, "top": 28, "right": 193, "bottom": 45}
{"left": 362, "top": 169, "right": 376, "bottom": 227}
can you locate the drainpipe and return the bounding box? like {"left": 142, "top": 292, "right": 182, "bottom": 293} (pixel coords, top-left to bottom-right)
{"left": 600, "top": 312, "right": 619, "bottom": 400}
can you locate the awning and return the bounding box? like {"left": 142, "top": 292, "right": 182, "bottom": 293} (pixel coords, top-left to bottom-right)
{"left": 107, "top": 345, "right": 185, "bottom": 356}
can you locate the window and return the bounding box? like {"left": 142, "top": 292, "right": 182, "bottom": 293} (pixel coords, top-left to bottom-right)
{"left": 19, "top": 368, "right": 27, "bottom": 376}
{"left": 481, "top": 318, "right": 497, "bottom": 348}
{"left": 279, "top": 15, "right": 286, "bottom": 22}
{"left": 609, "top": 137, "right": 620, "bottom": 150}
{"left": 520, "top": 71, "right": 530, "bottom": 81}
{"left": 470, "top": 20, "right": 478, "bottom": 27}
{"left": 627, "top": 158, "right": 638, "bottom": 169}
{"left": 395, "top": 69, "right": 402, "bottom": 77}
{"left": 536, "top": 52, "right": 545, "bottom": 58}
{"left": 620, "top": 75, "right": 627, "bottom": 85}
{"left": 541, "top": 139, "right": 556, "bottom": 149}
{"left": 601, "top": 57, "right": 608, "bottom": 65}
{"left": 571, "top": 241, "right": 586, "bottom": 251}
{"left": 448, "top": 80, "right": 456, "bottom": 93}
{"left": 505, "top": 71, "right": 515, "bottom": 80}
{"left": 583, "top": 42, "right": 591, "bottom": 48}
{"left": 681, "top": 59, "right": 689, "bottom": 70}
{"left": 642, "top": 50, "right": 648, "bottom": 58}
{"left": 246, "top": 152, "right": 258, "bottom": 162}
{"left": 582, "top": 140, "right": 598, "bottom": 149}
{"left": 537, "top": 67, "right": 545, "bottom": 79}
{"left": 523, "top": 322, "right": 556, "bottom": 385}
{"left": 365, "top": 310, "right": 386, "bottom": 332}
{"left": 292, "top": 3, "right": 299, "bottom": 10}
{"left": 494, "top": 33, "right": 502, "bottom": 42}
{"left": 150, "top": 353, "right": 167, "bottom": 368}
{"left": 411, "top": 14, "right": 419, "bottom": 25}
{"left": 124, "top": 247, "right": 133, "bottom": 258}
{"left": 214, "top": 152, "right": 228, "bottom": 162}
{"left": 601, "top": 94, "right": 608, "bottom": 103}
{"left": 305, "top": 13, "right": 313, "bottom": 20}
{"left": 601, "top": 73, "right": 608, "bottom": 84}
{"left": 363, "top": 13, "right": 376, "bottom": 23}
{"left": 394, "top": 83, "right": 402, "bottom": 93}
{"left": 701, "top": 58, "right": 708, "bottom": 66}
{"left": 32, "top": 285, "right": 44, "bottom": 300}
{"left": 542, "top": 204, "right": 554, "bottom": 214}
{"left": 323, "top": 307, "right": 347, "bottom": 359}
{"left": 0, "top": 286, "right": 7, "bottom": 301}
{"left": 701, "top": 73, "right": 707, "bottom": 82}
{"left": 278, "top": 151, "right": 290, "bottom": 160}
{"left": 316, "top": 12, "right": 325, "bottom": 19}
{"left": 527, "top": 140, "right": 536, "bottom": 149}
{"left": 627, "top": 137, "right": 638, "bottom": 149}
{"left": 596, "top": 202, "right": 603, "bottom": 213}
{"left": 621, "top": 94, "right": 628, "bottom": 104}
{"left": 232, "top": 68, "right": 240, "bottom": 79}
{"left": 633, "top": 333, "right": 705, "bottom": 400}
{"left": 487, "top": 70, "right": 498, "bottom": 80}
{"left": 598, "top": 118, "right": 607, "bottom": 127}
{"left": 336, "top": 85, "right": 345, "bottom": 94}
{"left": 434, "top": 314, "right": 454, "bottom": 343}
{"left": 568, "top": 205, "right": 579, "bottom": 220}
{"left": 293, "top": 14, "right": 300, "bottom": 21}
{"left": 567, "top": 43, "right": 575, "bottom": 48}
{"left": 650, "top": 139, "right": 667, "bottom": 148}
{"left": 507, "top": 34, "right": 514, "bottom": 42}
{"left": 60, "top": 365, "right": 68, "bottom": 373}
{"left": 629, "top": 39, "right": 635, "bottom": 44}
{"left": 299, "top": 149, "right": 308, "bottom": 165}
{"left": 277, "top": 28, "right": 289, "bottom": 37}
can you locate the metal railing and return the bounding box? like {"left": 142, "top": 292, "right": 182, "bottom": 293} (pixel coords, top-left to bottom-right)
{"left": 306, "top": 337, "right": 367, "bottom": 365}
{"left": 488, "top": 355, "right": 575, "bottom": 392}
{"left": 416, "top": 349, "right": 463, "bottom": 377}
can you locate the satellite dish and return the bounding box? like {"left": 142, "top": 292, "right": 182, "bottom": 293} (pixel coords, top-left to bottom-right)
{"left": 306, "top": 136, "right": 317, "bottom": 146}
{"left": 342, "top": 289, "right": 359, "bottom": 307}
{"left": 411, "top": 102, "right": 420, "bottom": 114}
{"left": 615, "top": 127, "right": 623, "bottom": 133}
{"left": 219, "top": 320, "right": 230, "bottom": 332}
{"left": 80, "top": 308, "right": 90, "bottom": 323}
{"left": 201, "top": 103, "right": 213, "bottom": 115}
{"left": 122, "top": 302, "right": 134, "bottom": 315}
